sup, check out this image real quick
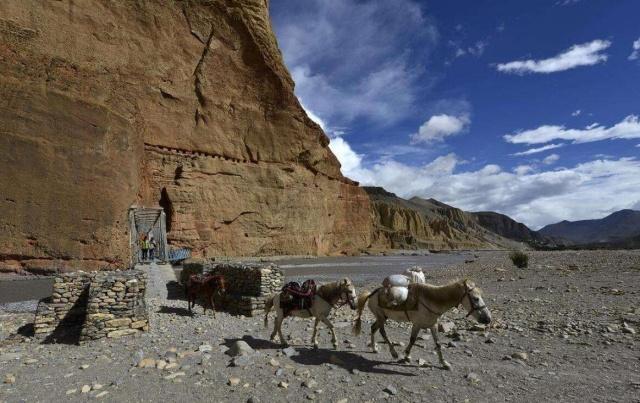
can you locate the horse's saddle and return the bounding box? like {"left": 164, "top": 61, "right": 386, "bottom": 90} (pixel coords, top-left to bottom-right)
{"left": 378, "top": 284, "right": 420, "bottom": 312}
{"left": 281, "top": 279, "right": 317, "bottom": 316}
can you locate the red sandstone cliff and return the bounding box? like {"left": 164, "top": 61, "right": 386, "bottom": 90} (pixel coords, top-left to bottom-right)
{"left": 0, "top": 0, "right": 372, "bottom": 273}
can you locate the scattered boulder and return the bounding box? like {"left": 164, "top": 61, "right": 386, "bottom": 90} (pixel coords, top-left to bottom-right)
{"left": 227, "top": 341, "right": 254, "bottom": 357}
{"left": 228, "top": 377, "right": 241, "bottom": 386}
{"left": 269, "top": 358, "right": 280, "bottom": 367}
{"left": 137, "top": 358, "right": 156, "bottom": 368}
{"left": 198, "top": 344, "right": 213, "bottom": 353}
{"left": 438, "top": 321, "right": 456, "bottom": 333}
{"left": 164, "top": 372, "right": 185, "bottom": 380}
{"left": 383, "top": 385, "right": 398, "bottom": 395}
{"left": 303, "top": 379, "right": 318, "bottom": 389}
{"left": 466, "top": 372, "right": 481, "bottom": 384}
{"left": 4, "top": 373, "right": 16, "bottom": 384}
{"left": 512, "top": 352, "right": 529, "bottom": 361}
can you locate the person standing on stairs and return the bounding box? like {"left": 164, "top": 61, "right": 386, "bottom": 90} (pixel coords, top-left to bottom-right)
{"left": 140, "top": 233, "right": 148, "bottom": 262}
{"left": 148, "top": 233, "right": 156, "bottom": 263}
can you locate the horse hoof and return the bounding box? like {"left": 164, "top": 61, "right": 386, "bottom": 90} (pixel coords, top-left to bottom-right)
{"left": 442, "top": 361, "right": 452, "bottom": 371}
{"left": 390, "top": 351, "right": 399, "bottom": 359}
{"left": 313, "top": 344, "right": 319, "bottom": 350}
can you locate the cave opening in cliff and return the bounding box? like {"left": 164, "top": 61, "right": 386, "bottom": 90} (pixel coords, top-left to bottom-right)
{"left": 159, "top": 188, "right": 173, "bottom": 233}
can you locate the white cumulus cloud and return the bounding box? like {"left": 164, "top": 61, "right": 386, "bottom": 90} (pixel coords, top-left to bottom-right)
{"left": 542, "top": 154, "right": 560, "bottom": 165}
{"left": 410, "top": 114, "right": 470, "bottom": 144}
{"left": 504, "top": 115, "right": 640, "bottom": 145}
{"left": 629, "top": 38, "right": 640, "bottom": 61}
{"left": 496, "top": 39, "right": 611, "bottom": 74}
{"left": 328, "top": 136, "right": 363, "bottom": 176}
{"left": 330, "top": 137, "right": 640, "bottom": 229}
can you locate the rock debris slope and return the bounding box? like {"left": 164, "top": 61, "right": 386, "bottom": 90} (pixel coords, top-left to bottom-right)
{"left": 0, "top": 0, "right": 372, "bottom": 272}
{"left": 364, "top": 187, "right": 521, "bottom": 251}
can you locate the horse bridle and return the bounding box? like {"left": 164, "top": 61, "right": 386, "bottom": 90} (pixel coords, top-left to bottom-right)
{"left": 333, "top": 288, "right": 356, "bottom": 309}
{"left": 461, "top": 284, "right": 486, "bottom": 318}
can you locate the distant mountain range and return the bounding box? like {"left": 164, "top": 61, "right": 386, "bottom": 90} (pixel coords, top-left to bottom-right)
{"left": 364, "top": 186, "right": 639, "bottom": 250}
{"left": 538, "top": 209, "right": 640, "bottom": 247}
{"left": 470, "top": 211, "right": 554, "bottom": 246}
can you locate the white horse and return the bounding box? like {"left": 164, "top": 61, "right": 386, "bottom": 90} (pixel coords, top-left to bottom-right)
{"left": 264, "top": 278, "right": 357, "bottom": 349}
{"left": 354, "top": 279, "right": 491, "bottom": 369}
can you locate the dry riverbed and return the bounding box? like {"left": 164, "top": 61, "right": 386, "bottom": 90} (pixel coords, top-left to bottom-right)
{"left": 1, "top": 250, "right": 639, "bottom": 402}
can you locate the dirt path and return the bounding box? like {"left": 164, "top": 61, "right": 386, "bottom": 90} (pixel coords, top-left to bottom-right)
{"left": 1, "top": 250, "right": 639, "bottom": 402}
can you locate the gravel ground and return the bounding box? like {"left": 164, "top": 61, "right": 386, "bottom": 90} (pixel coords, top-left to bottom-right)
{"left": 1, "top": 250, "right": 639, "bottom": 403}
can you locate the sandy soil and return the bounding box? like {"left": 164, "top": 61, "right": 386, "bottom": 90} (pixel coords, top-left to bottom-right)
{"left": 1, "top": 250, "right": 639, "bottom": 403}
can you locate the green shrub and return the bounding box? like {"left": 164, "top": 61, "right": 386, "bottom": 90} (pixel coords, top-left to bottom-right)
{"left": 509, "top": 251, "right": 529, "bottom": 268}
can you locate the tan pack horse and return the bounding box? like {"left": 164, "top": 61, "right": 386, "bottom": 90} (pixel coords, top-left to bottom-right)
{"left": 264, "top": 278, "right": 357, "bottom": 349}
{"left": 353, "top": 279, "right": 491, "bottom": 369}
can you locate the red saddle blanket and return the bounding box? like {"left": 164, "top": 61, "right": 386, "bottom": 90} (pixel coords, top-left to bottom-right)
{"left": 280, "top": 280, "right": 316, "bottom": 316}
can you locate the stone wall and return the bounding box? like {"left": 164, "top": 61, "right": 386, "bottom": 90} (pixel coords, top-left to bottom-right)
{"left": 182, "top": 260, "right": 283, "bottom": 316}
{"left": 34, "top": 270, "right": 147, "bottom": 343}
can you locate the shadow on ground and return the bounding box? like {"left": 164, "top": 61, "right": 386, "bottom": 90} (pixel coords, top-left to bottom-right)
{"left": 43, "top": 287, "right": 89, "bottom": 345}
{"left": 224, "top": 335, "right": 416, "bottom": 377}
{"left": 158, "top": 305, "right": 192, "bottom": 317}
{"left": 166, "top": 281, "right": 185, "bottom": 301}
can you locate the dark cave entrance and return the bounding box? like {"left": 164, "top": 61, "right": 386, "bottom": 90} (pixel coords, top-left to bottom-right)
{"left": 159, "top": 188, "right": 173, "bottom": 233}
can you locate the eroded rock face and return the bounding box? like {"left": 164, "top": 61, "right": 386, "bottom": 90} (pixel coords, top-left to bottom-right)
{"left": 364, "top": 187, "right": 514, "bottom": 251}
{"left": 0, "top": 0, "right": 371, "bottom": 273}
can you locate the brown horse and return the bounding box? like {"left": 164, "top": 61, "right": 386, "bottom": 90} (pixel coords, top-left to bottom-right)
{"left": 185, "top": 274, "right": 226, "bottom": 316}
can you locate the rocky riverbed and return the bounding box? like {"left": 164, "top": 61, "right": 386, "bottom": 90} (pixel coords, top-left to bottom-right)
{"left": 1, "top": 250, "right": 639, "bottom": 402}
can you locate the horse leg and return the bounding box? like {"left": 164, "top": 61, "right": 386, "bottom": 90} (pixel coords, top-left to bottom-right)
{"left": 209, "top": 292, "right": 216, "bottom": 318}
{"left": 370, "top": 321, "right": 380, "bottom": 353}
{"left": 269, "top": 311, "right": 279, "bottom": 342}
{"left": 311, "top": 318, "right": 320, "bottom": 349}
{"left": 378, "top": 321, "right": 399, "bottom": 359}
{"left": 277, "top": 315, "right": 288, "bottom": 347}
{"left": 320, "top": 316, "right": 338, "bottom": 349}
{"left": 430, "top": 326, "right": 451, "bottom": 370}
{"left": 272, "top": 312, "right": 288, "bottom": 346}
{"left": 201, "top": 291, "right": 207, "bottom": 315}
{"left": 404, "top": 324, "right": 420, "bottom": 361}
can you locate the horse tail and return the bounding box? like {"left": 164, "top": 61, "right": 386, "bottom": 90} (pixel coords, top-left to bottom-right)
{"left": 353, "top": 289, "right": 378, "bottom": 336}
{"left": 264, "top": 293, "right": 275, "bottom": 328}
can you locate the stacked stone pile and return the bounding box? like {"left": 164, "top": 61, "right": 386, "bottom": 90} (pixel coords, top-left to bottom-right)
{"left": 80, "top": 271, "right": 148, "bottom": 342}
{"left": 181, "top": 260, "right": 284, "bottom": 316}
{"left": 33, "top": 270, "right": 148, "bottom": 343}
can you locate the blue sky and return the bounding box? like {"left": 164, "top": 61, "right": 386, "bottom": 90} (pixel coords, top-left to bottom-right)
{"left": 270, "top": 0, "right": 640, "bottom": 229}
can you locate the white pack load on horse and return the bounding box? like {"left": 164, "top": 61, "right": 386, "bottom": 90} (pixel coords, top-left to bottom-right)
{"left": 404, "top": 267, "right": 426, "bottom": 284}
{"left": 381, "top": 274, "right": 410, "bottom": 306}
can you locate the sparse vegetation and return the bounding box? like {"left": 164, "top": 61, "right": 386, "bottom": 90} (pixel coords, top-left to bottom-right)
{"left": 509, "top": 250, "right": 529, "bottom": 268}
